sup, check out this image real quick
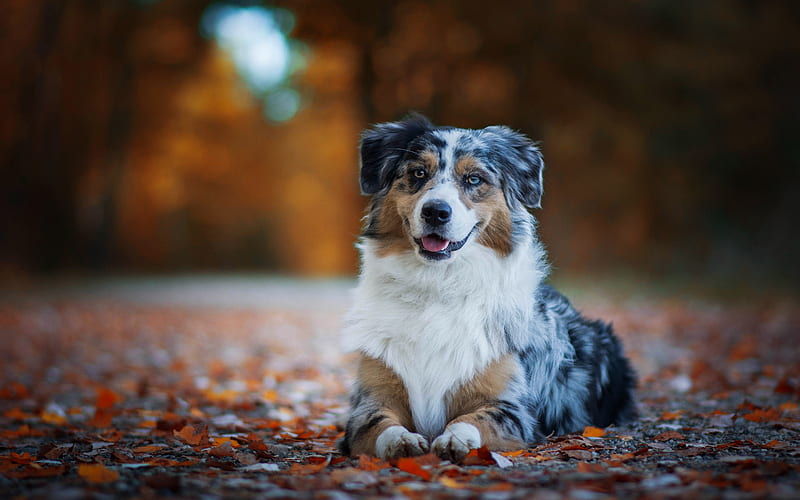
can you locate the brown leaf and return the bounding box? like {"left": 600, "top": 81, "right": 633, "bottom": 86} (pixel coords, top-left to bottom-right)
{"left": 653, "top": 431, "right": 685, "bottom": 441}
{"left": 78, "top": 463, "right": 119, "bottom": 483}
{"left": 743, "top": 408, "right": 782, "bottom": 422}
{"left": 173, "top": 424, "right": 210, "bottom": 447}
{"left": 207, "top": 441, "right": 235, "bottom": 457}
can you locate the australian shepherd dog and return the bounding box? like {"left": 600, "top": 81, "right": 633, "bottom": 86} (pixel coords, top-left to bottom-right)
{"left": 340, "top": 114, "right": 636, "bottom": 462}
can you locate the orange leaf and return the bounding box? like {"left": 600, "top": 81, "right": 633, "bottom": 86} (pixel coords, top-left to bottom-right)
{"left": 743, "top": 408, "right": 781, "bottom": 422}
{"left": 288, "top": 455, "right": 331, "bottom": 475}
{"left": 173, "top": 424, "right": 210, "bottom": 447}
{"left": 499, "top": 449, "right": 525, "bottom": 457}
{"left": 90, "top": 408, "right": 116, "bottom": 428}
{"left": 10, "top": 452, "right": 35, "bottom": 464}
{"left": 78, "top": 464, "right": 119, "bottom": 483}
{"left": 358, "top": 454, "right": 389, "bottom": 471}
{"left": 396, "top": 456, "right": 432, "bottom": 480}
{"left": 660, "top": 410, "right": 684, "bottom": 420}
{"left": 95, "top": 387, "right": 122, "bottom": 410}
{"left": 462, "top": 446, "right": 496, "bottom": 466}
{"left": 582, "top": 426, "right": 606, "bottom": 437}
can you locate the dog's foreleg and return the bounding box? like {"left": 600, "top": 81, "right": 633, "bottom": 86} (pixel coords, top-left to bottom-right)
{"left": 342, "top": 356, "right": 428, "bottom": 460}
{"left": 432, "top": 404, "right": 529, "bottom": 462}
{"left": 434, "top": 355, "right": 535, "bottom": 462}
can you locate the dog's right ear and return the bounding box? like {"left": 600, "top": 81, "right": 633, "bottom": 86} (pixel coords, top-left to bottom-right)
{"left": 359, "top": 114, "right": 433, "bottom": 195}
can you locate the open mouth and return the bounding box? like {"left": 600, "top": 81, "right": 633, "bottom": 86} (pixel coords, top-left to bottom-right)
{"left": 414, "top": 226, "right": 477, "bottom": 261}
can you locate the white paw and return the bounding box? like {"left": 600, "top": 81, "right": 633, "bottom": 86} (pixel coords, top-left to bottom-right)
{"left": 432, "top": 422, "right": 481, "bottom": 462}
{"left": 375, "top": 426, "right": 430, "bottom": 460}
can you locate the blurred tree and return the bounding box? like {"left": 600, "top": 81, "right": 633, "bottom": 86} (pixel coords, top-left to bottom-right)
{"left": 1, "top": 0, "right": 798, "bottom": 286}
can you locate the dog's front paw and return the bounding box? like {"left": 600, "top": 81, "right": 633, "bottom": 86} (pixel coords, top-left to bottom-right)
{"left": 375, "top": 426, "right": 430, "bottom": 460}
{"left": 432, "top": 422, "right": 482, "bottom": 462}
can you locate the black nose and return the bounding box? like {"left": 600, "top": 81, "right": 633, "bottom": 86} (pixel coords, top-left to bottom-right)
{"left": 421, "top": 199, "right": 452, "bottom": 225}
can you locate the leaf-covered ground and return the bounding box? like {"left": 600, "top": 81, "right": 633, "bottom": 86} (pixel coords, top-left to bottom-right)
{"left": 1, "top": 277, "right": 798, "bottom": 499}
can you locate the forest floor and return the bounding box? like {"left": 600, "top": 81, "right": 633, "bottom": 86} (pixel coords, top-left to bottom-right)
{"left": 0, "top": 276, "right": 798, "bottom": 499}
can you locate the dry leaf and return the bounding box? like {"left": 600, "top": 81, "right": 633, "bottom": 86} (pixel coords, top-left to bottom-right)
{"left": 173, "top": 424, "right": 210, "bottom": 447}
{"left": 653, "top": 431, "right": 686, "bottom": 441}
{"left": 78, "top": 463, "right": 119, "bottom": 483}
{"left": 358, "top": 454, "right": 390, "bottom": 471}
{"left": 396, "top": 456, "right": 432, "bottom": 480}
{"left": 582, "top": 426, "right": 606, "bottom": 437}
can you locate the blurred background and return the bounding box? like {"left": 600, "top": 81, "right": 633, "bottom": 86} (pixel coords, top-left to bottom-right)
{"left": 2, "top": 0, "right": 799, "bottom": 292}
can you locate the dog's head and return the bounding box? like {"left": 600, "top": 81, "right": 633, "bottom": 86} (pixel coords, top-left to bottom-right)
{"left": 359, "top": 114, "right": 544, "bottom": 263}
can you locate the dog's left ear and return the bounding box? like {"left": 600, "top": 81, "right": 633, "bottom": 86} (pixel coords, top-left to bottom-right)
{"left": 483, "top": 126, "right": 544, "bottom": 209}
{"left": 359, "top": 114, "right": 434, "bottom": 195}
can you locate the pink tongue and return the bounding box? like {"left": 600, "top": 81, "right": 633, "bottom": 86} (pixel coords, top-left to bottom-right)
{"left": 421, "top": 235, "right": 450, "bottom": 252}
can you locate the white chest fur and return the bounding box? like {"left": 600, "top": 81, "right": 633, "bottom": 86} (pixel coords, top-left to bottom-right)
{"left": 343, "top": 240, "right": 546, "bottom": 439}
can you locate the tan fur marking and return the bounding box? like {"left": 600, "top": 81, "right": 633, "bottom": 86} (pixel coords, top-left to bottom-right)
{"left": 347, "top": 355, "right": 414, "bottom": 456}
{"left": 454, "top": 155, "right": 481, "bottom": 177}
{"left": 446, "top": 355, "right": 526, "bottom": 451}
{"left": 370, "top": 190, "right": 408, "bottom": 257}
{"left": 419, "top": 150, "right": 439, "bottom": 171}
{"left": 454, "top": 155, "right": 514, "bottom": 256}
{"left": 475, "top": 190, "right": 513, "bottom": 256}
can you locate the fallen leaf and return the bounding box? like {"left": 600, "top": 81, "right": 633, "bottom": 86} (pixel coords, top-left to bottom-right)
{"left": 78, "top": 463, "right": 119, "bottom": 483}
{"left": 288, "top": 455, "right": 331, "bottom": 475}
{"left": 462, "top": 446, "right": 497, "bottom": 466}
{"left": 396, "top": 456, "right": 432, "bottom": 480}
{"left": 660, "top": 410, "right": 684, "bottom": 420}
{"left": 90, "top": 408, "right": 116, "bottom": 428}
{"left": 207, "top": 441, "right": 235, "bottom": 457}
{"left": 358, "top": 454, "right": 390, "bottom": 471}
{"left": 95, "top": 387, "right": 122, "bottom": 409}
{"left": 582, "top": 426, "right": 606, "bottom": 437}
{"left": 653, "top": 430, "right": 686, "bottom": 441}
{"left": 173, "top": 424, "right": 210, "bottom": 447}
{"left": 743, "top": 408, "right": 782, "bottom": 422}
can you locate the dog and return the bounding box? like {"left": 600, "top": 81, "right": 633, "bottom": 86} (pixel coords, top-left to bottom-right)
{"left": 340, "top": 114, "right": 636, "bottom": 462}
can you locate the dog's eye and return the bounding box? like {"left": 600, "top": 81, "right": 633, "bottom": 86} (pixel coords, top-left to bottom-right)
{"left": 465, "top": 175, "right": 482, "bottom": 186}
{"left": 411, "top": 168, "right": 427, "bottom": 179}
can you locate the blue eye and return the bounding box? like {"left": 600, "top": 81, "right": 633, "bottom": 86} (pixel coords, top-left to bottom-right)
{"left": 466, "top": 175, "right": 482, "bottom": 186}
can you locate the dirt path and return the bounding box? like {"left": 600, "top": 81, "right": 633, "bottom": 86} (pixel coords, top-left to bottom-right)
{"left": 1, "top": 278, "right": 798, "bottom": 499}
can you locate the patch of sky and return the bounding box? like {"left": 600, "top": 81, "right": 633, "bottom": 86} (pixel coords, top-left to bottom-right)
{"left": 200, "top": 2, "right": 307, "bottom": 122}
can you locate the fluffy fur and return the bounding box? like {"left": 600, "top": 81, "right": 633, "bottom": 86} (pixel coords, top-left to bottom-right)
{"left": 340, "top": 114, "right": 636, "bottom": 462}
